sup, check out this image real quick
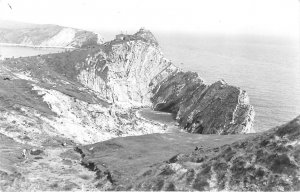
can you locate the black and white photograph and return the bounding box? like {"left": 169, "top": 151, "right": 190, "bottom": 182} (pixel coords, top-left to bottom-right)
{"left": 0, "top": 0, "right": 299, "bottom": 191}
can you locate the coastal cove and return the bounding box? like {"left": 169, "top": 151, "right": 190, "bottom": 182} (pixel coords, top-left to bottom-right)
{"left": 0, "top": 26, "right": 299, "bottom": 191}
{"left": 2, "top": 33, "right": 299, "bottom": 132}
{"left": 1, "top": 0, "right": 299, "bottom": 190}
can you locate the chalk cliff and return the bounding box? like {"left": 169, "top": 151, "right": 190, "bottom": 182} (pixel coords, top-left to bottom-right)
{"left": 0, "top": 22, "right": 103, "bottom": 48}
{"left": 77, "top": 40, "right": 172, "bottom": 106}
{"left": 76, "top": 28, "right": 255, "bottom": 134}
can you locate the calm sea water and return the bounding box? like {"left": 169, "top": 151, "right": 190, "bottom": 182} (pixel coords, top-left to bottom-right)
{"left": 0, "top": 45, "right": 69, "bottom": 59}
{"left": 1, "top": 33, "right": 299, "bottom": 132}
{"left": 156, "top": 33, "right": 300, "bottom": 132}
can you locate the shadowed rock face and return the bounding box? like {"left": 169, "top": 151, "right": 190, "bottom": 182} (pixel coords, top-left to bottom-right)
{"left": 151, "top": 72, "right": 255, "bottom": 134}
{"left": 129, "top": 115, "right": 300, "bottom": 191}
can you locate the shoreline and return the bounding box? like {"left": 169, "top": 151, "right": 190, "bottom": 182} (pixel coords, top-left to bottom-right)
{"left": 135, "top": 108, "right": 183, "bottom": 133}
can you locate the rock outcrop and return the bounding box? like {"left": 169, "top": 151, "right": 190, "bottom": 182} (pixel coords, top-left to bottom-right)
{"left": 151, "top": 73, "right": 255, "bottom": 134}
{"left": 0, "top": 22, "right": 103, "bottom": 48}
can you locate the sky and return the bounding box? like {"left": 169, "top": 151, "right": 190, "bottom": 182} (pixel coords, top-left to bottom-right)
{"left": 0, "top": 0, "right": 299, "bottom": 38}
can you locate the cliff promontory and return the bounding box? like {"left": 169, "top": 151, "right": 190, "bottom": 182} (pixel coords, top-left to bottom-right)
{"left": 0, "top": 21, "right": 103, "bottom": 48}
{"left": 151, "top": 71, "right": 254, "bottom": 134}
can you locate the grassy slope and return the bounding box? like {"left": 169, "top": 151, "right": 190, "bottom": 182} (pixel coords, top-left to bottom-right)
{"left": 78, "top": 132, "right": 255, "bottom": 188}
{"left": 0, "top": 47, "right": 107, "bottom": 109}
{"left": 0, "top": 48, "right": 111, "bottom": 190}
{"left": 0, "top": 134, "right": 28, "bottom": 174}
{"left": 129, "top": 116, "right": 300, "bottom": 191}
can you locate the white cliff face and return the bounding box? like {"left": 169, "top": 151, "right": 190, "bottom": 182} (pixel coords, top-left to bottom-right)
{"left": 31, "top": 84, "right": 167, "bottom": 145}
{"left": 0, "top": 63, "right": 168, "bottom": 146}
{"left": 0, "top": 23, "right": 99, "bottom": 48}
{"left": 41, "top": 28, "right": 76, "bottom": 47}
{"left": 0, "top": 82, "right": 167, "bottom": 146}
{"left": 96, "top": 33, "right": 104, "bottom": 44}
{"left": 110, "top": 42, "right": 174, "bottom": 105}
{"left": 77, "top": 51, "right": 108, "bottom": 98}
{"left": 77, "top": 40, "right": 177, "bottom": 108}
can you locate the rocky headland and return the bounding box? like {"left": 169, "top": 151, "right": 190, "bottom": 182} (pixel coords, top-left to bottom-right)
{"left": 0, "top": 21, "right": 103, "bottom": 48}
{"left": 0, "top": 28, "right": 299, "bottom": 191}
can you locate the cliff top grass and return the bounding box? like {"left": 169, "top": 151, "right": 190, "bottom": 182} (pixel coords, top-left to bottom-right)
{"left": 78, "top": 132, "right": 254, "bottom": 188}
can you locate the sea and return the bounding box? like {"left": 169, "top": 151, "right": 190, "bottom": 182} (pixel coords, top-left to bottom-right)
{"left": 1, "top": 33, "right": 299, "bottom": 132}
{"left": 156, "top": 33, "right": 300, "bottom": 132}
{"left": 0, "top": 45, "right": 69, "bottom": 59}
